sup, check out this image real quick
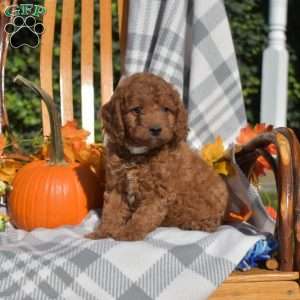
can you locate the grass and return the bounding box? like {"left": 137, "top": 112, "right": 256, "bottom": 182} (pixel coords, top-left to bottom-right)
{"left": 257, "top": 170, "right": 278, "bottom": 210}
{"left": 259, "top": 190, "right": 278, "bottom": 210}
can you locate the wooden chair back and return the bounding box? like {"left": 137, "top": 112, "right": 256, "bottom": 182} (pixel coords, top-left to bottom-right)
{"left": 40, "top": 0, "right": 128, "bottom": 142}
{"left": 0, "top": 0, "right": 17, "bottom": 134}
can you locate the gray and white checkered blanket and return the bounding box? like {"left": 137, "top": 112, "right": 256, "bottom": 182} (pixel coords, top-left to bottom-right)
{"left": 0, "top": 211, "right": 262, "bottom": 300}
{"left": 125, "top": 0, "right": 246, "bottom": 148}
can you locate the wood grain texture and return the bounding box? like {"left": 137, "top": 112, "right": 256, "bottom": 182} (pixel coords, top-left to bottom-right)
{"left": 265, "top": 258, "right": 280, "bottom": 270}
{"left": 100, "top": 0, "right": 113, "bottom": 105}
{"left": 118, "top": 0, "right": 128, "bottom": 75}
{"left": 40, "top": 0, "right": 57, "bottom": 136}
{"left": 60, "top": 0, "right": 75, "bottom": 124}
{"left": 275, "top": 131, "right": 294, "bottom": 271}
{"left": 81, "top": 0, "right": 95, "bottom": 143}
{"left": 209, "top": 281, "right": 300, "bottom": 300}
{"left": 0, "top": 0, "right": 13, "bottom": 133}
{"left": 225, "top": 270, "right": 299, "bottom": 283}
{"left": 235, "top": 130, "right": 294, "bottom": 271}
{"left": 289, "top": 129, "right": 300, "bottom": 271}
{"left": 277, "top": 128, "right": 300, "bottom": 271}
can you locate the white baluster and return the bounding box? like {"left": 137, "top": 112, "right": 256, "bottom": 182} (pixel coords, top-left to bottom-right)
{"left": 260, "top": 0, "right": 289, "bottom": 127}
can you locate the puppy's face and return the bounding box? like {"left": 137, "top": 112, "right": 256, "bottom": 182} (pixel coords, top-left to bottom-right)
{"left": 123, "top": 86, "right": 177, "bottom": 149}
{"left": 102, "top": 73, "right": 188, "bottom": 152}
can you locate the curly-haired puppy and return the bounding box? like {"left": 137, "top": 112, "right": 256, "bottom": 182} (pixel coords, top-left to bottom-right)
{"left": 86, "top": 73, "right": 229, "bottom": 241}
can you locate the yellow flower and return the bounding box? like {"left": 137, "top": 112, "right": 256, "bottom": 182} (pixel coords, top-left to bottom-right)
{"left": 0, "top": 213, "right": 9, "bottom": 222}
{"left": 200, "top": 137, "right": 224, "bottom": 165}
{"left": 214, "top": 161, "right": 231, "bottom": 176}
{"left": 0, "top": 213, "right": 9, "bottom": 232}
{"left": 200, "top": 136, "right": 231, "bottom": 176}
{"left": 0, "top": 181, "right": 6, "bottom": 196}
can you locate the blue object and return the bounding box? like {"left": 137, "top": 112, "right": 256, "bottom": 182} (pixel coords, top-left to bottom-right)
{"left": 237, "top": 238, "right": 278, "bottom": 271}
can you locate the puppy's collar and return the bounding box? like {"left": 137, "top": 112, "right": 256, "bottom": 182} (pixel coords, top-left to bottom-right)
{"left": 126, "top": 145, "right": 149, "bottom": 155}
{"left": 105, "top": 136, "right": 149, "bottom": 155}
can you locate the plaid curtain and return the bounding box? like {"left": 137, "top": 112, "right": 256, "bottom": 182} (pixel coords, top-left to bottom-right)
{"left": 125, "top": 0, "right": 247, "bottom": 148}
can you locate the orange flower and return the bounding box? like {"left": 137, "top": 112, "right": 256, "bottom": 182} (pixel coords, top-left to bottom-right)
{"left": 236, "top": 124, "right": 276, "bottom": 177}
{"left": 265, "top": 206, "right": 277, "bottom": 220}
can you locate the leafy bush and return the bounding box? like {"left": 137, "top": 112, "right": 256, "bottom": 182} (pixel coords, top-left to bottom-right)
{"left": 224, "top": 0, "right": 300, "bottom": 126}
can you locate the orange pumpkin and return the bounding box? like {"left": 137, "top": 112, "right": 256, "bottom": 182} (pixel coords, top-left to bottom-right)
{"left": 9, "top": 76, "right": 103, "bottom": 230}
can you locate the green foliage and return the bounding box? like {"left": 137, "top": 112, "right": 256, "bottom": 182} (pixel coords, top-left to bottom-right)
{"left": 224, "top": 0, "right": 300, "bottom": 126}
{"left": 4, "top": 0, "right": 44, "bottom": 141}
{"left": 3, "top": 0, "right": 300, "bottom": 142}
{"left": 5, "top": 39, "right": 41, "bottom": 135}
{"left": 224, "top": 0, "right": 268, "bottom": 123}
{"left": 4, "top": 0, "right": 121, "bottom": 143}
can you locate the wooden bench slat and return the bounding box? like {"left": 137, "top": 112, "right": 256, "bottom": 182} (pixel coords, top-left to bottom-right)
{"left": 60, "top": 0, "right": 75, "bottom": 124}
{"left": 118, "top": 0, "right": 128, "bottom": 75}
{"left": 40, "top": 0, "right": 57, "bottom": 136}
{"left": 209, "top": 281, "right": 300, "bottom": 300}
{"left": 81, "top": 0, "right": 95, "bottom": 143}
{"left": 100, "top": 0, "right": 113, "bottom": 106}
{"left": 0, "top": 0, "right": 14, "bottom": 132}
{"left": 225, "top": 270, "right": 299, "bottom": 283}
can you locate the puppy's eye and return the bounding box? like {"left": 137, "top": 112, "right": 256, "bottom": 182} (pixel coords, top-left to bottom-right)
{"left": 161, "top": 107, "right": 171, "bottom": 113}
{"left": 130, "top": 106, "right": 142, "bottom": 114}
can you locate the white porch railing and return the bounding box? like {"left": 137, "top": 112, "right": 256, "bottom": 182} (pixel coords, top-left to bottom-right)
{"left": 260, "top": 0, "right": 289, "bottom": 127}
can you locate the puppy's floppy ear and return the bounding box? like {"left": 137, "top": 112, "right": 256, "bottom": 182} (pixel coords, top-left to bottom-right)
{"left": 170, "top": 87, "right": 188, "bottom": 143}
{"left": 101, "top": 88, "right": 125, "bottom": 144}
{"left": 175, "top": 101, "right": 188, "bottom": 143}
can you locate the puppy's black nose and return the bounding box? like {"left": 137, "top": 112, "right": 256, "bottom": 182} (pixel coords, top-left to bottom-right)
{"left": 149, "top": 125, "right": 162, "bottom": 136}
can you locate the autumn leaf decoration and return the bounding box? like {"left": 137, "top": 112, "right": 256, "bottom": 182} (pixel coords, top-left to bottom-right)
{"left": 39, "top": 121, "right": 105, "bottom": 183}
{"left": 200, "top": 136, "right": 231, "bottom": 176}
{"left": 236, "top": 124, "right": 276, "bottom": 177}
{"left": 200, "top": 124, "right": 276, "bottom": 178}
{"left": 60, "top": 121, "right": 105, "bottom": 183}
{"left": 0, "top": 135, "right": 25, "bottom": 186}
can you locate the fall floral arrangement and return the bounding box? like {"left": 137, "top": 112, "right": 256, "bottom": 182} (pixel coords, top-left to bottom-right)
{"left": 200, "top": 123, "right": 277, "bottom": 223}
{"left": 200, "top": 124, "right": 276, "bottom": 178}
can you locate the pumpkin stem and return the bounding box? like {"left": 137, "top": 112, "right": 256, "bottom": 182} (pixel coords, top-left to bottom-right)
{"left": 14, "top": 75, "right": 65, "bottom": 164}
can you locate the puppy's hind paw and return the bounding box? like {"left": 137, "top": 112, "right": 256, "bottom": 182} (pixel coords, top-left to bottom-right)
{"left": 84, "top": 231, "right": 106, "bottom": 240}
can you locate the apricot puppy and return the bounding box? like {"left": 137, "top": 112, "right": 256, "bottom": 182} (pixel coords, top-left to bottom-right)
{"left": 86, "top": 73, "right": 229, "bottom": 241}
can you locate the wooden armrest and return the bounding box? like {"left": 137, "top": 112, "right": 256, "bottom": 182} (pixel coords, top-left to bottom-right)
{"left": 234, "top": 128, "right": 300, "bottom": 272}
{"left": 210, "top": 269, "right": 300, "bottom": 300}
